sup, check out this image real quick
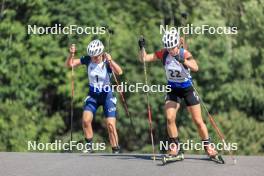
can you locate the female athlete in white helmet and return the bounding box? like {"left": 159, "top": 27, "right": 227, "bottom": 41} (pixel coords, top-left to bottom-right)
{"left": 66, "top": 39, "right": 122, "bottom": 153}
{"left": 138, "top": 30, "right": 218, "bottom": 162}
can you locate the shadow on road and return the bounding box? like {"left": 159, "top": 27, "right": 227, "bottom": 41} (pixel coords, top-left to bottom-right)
{"left": 79, "top": 153, "right": 214, "bottom": 164}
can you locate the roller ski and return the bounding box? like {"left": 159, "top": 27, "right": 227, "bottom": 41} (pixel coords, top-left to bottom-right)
{"left": 161, "top": 153, "right": 184, "bottom": 165}
{"left": 203, "top": 138, "right": 225, "bottom": 164}
{"left": 209, "top": 154, "right": 225, "bottom": 164}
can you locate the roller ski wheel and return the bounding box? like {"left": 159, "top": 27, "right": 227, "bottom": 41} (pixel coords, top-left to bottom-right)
{"left": 210, "top": 154, "right": 225, "bottom": 164}
{"left": 161, "top": 153, "right": 184, "bottom": 165}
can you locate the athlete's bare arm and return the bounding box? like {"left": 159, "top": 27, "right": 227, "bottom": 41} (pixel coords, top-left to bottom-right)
{"left": 138, "top": 49, "right": 158, "bottom": 62}
{"left": 65, "top": 45, "right": 81, "bottom": 68}
{"left": 104, "top": 53, "right": 123, "bottom": 75}
{"left": 183, "top": 56, "right": 198, "bottom": 72}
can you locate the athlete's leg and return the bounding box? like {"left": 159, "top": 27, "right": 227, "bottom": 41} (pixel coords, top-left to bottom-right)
{"left": 82, "top": 95, "right": 98, "bottom": 153}
{"left": 187, "top": 104, "right": 209, "bottom": 139}
{"left": 82, "top": 111, "right": 94, "bottom": 139}
{"left": 81, "top": 110, "right": 94, "bottom": 153}
{"left": 165, "top": 100, "right": 180, "bottom": 138}
{"left": 105, "top": 117, "right": 119, "bottom": 148}
{"left": 183, "top": 86, "right": 208, "bottom": 139}
{"left": 185, "top": 88, "right": 217, "bottom": 156}
{"left": 165, "top": 100, "right": 181, "bottom": 155}
{"left": 103, "top": 93, "right": 119, "bottom": 152}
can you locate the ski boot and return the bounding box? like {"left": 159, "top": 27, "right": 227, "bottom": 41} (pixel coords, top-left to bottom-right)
{"left": 112, "top": 146, "right": 121, "bottom": 154}
{"left": 161, "top": 137, "right": 184, "bottom": 165}
{"left": 202, "top": 138, "right": 225, "bottom": 164}
{"left": 82, "top": 138, "right": 93, "bottom": 153}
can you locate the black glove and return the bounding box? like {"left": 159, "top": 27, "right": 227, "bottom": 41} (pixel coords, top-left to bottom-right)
{"left": 174, "top": 55, "right": 185, "bottom": 64}
{"left": 138, "top": 36, "right": 145, "bottom": 50}
{"left": 181, "top": 12, "right": 188, "bottom": 20}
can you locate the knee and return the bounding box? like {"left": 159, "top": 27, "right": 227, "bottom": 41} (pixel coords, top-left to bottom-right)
{"left": 82, "top": 117, "right": 92, "bottom": 128}
{"left": 194, "top": 119, "right": 205, "bottom": 129}
{"left": 166, "top": 114, "right": 176, "bottom": 125}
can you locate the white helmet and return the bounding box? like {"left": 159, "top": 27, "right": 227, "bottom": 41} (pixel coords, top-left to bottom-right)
{"left": 87, "top": 39, "right": 104, "bottom": 57}
{"left": 162, "top": 30, "right": 180, "bottom": 49}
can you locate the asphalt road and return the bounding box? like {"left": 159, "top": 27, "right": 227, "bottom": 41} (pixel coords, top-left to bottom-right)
{"left": 0, "top": 153, "right": 263, "bottom": 176}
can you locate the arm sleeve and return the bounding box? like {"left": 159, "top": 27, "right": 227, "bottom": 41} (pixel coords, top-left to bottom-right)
{"left": 80, "top": 56, "right": 90, "bottom": 66}
{"left": 154, "top": 49, "right": 165, "bottom": 60}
